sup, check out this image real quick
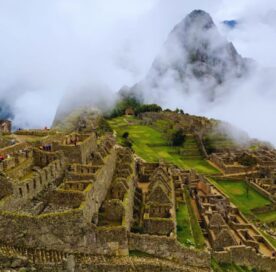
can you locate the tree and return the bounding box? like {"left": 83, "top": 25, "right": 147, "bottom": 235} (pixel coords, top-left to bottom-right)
{"left": 122, "top": 132, "right": 129, "bottom": 139}
{"left": 136, "top": 104, "right": 162, "bottom": 114}
{"left": 167, "top": 128, "right": 186, "bottom": 146}
{"left": 97, "top": 118, "right": 112, "bottom": 134}
{"left": 109, "top": 96, "right": 141, "bottom": 118}
{"left": 122, "top": 138, "right": 132, "bottom": 148}
{"left": 237, "top": 153, "right": 257, "bottom": 167}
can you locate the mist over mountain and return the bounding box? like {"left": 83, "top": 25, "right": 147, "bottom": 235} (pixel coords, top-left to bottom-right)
{"left": 1, "top": 1, "right": 276, "bottom": 145}
{"left": 53, "top": 84, "right": 116, "bottom": 125}
{"left": 128, "top": 10, "right": 253, "bottom": 104}
{"left": 0, "top": 102, "right": 13, "bottom": 120}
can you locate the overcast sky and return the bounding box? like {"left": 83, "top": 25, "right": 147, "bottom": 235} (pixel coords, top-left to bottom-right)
{"left": 0, "top": 0, "right": 276, "bottom": 143}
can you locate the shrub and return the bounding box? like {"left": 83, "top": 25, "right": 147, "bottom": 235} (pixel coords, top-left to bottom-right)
{"left": 122, "top": 132, "right": 129, "bottom": 139}
{"left": 136, "top": 104, "right": 162, "bottom": 114}
{"left": 122, "top": 139, "right": 132, "bottom": 148}
{"left": 237, "top": 153, "right": 257, "bottom": 167}
{"left": 97, "top": 118, "right": 112, "bottom": 134}
{"left": 167, "top": 128, "right": 186, "bottom": 146}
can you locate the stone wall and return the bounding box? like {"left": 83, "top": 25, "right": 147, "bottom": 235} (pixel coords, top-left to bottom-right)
{"left": 0, "top": 245, "right": 210, "bottom": 272}
{"left": 247, "top": 180, "right": 276, "bottom": 203}
{"left": 52, "top": 133, "right": 97, "bottom": 164}
{"left": 128, "top": 233, "right": 210, "bottom": 269}
{"left": 82, "top": 147, "right": 117, "bottom": 224}
{"left": 213, "top": 245, "right": 276, "bottom": 272}
{"left": 33, "top": 148, "right": 64, "bottom": 168}
{"left": 47, "top": 190, "right": 84, "bottom": 208}
{"left": 0, "top": 149, "right": 33, "bottom": 174}
{"left": 0, "top": 142, "right": 29, "bottom": 156}
{"left": 252, "top": 203, "right": 276, "bottom": 214}
{"left": 0, "top": 253, "right": 30, "bottom": 270}
{"left": 15, "top": 129, "right": 54, "bottom": 136}
{"left": 143, "top": 218, "right": 175, "bottom": 236}
{"left": 13, "top": 158, "right": 66, "bottom": 200}
{"left": 0, "top": 174, "right": 13, "bottom": 200}
{"left": 122, "top": 176, "right": 135, "bottom": 231}
{"left": 209, "top": 154, "right": 249, "bottom": 175}
{"left": 0, "top": 208, "right": 128, "bottom": 256}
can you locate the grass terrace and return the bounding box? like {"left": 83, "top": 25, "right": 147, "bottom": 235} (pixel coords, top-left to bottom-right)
{"left": 176, "top": 202, "right": 195, "bottom": 247}
{"left": 209, "top": 178, "right": 276, "bottom": 247}
{"left": 257, "top": 211, "right": 276, "bottom": 224}
{"left": 108, "top": 116, "right": 219, "bottom": 175}
{"left": 209, "top": 179, "right": 271, "bottom": 216}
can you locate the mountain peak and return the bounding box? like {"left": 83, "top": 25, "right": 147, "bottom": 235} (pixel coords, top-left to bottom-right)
{"left": 185, "top": 9, "right": 214, "bottom": 29}
{"left": 129, "top": 10, "right": 250, "bottom": 103}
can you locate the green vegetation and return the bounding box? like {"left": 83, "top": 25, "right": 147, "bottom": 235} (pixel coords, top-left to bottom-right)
{"left": 136, "top": 104, "right": 162, "bottom": 114}
{"left": 256, "top": 210, "right": 276, "bottom": 223}
{"left": 211, "top": 258, "right": 256, "bottom": 272}
{"left": 176, "top": 202, "right": 195, "bottom": 247}
{"left": 166, "top": 128, "right": 186, "bottom": 146}
{"left": 108, "top": 116, "right": 219, "bottom": 174}
{"left": 183, "top": 188, "right": 205, "bottom": 249}
{"left": 209, "top": 178, "right": 276, "bottom": 248}
{"left": 203, "top": 132, "right": 237, "bottom": 154}
{"left": 97, "top": 117, "right": 112, "bottom": 135}
{"left": 260, "top": 230, "right": 276, "bottom": 249}
{"left": 109, "top": 95, "right": 162, "bottom": 117}
{"left": 209, "top": 179, "right": 271, "bottom": 216}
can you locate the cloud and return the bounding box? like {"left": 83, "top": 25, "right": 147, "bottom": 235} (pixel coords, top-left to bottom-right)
{"left": 0, "top": 0, "right": 276, "bottom": 146}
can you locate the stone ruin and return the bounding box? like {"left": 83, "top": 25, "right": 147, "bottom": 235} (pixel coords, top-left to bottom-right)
{"left": 0, "top": 130, "right": 210, "bottom": 272}
{"left": 244, "top": 164, "right": 276, "bottom": 203}
{"left": 209, "top": 150, "right": 257, "bottom": 175}
{"left": 185, "top": 172, "right": 276, "bottom": 264}
{"left": 210, "top": 148, "right": 276, "bottom": 176}
{"left": 0, "top": 119, "right": 12, "bottom": 133}
{"left": 1, "top": 123, "right": 276, "bottom": 271}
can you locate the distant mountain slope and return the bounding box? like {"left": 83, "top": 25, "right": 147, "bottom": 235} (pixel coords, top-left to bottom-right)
{"left": 0, "top": 102, "right": 13, "bottom": 120}
{"left": 128, "top": 10, "right": 252, "bottom": 102}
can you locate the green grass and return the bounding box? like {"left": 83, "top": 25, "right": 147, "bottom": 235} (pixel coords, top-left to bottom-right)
{"left": 209, "top": 179, "right": 271, "bottom": 216}
{"left": 153, "top": 119, "right": 172, "bottom": 131}
{"left": 176, "top": 202, "right": 195, "bottom": 247}
{"left": 108, "top": 116, "right": 219, "bottom": 174}
{"left": 261, "top": 230, "right": 276, "bottom": 249}
{"left": 256, "top": 210, "right": 276, "bottom": 223}
{"left": 183, "top": 188, "right": 205, "bottom": 249}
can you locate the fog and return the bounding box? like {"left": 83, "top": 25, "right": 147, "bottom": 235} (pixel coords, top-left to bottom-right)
{"left": 0, "top": 0, "right": 276, "bottom": 144}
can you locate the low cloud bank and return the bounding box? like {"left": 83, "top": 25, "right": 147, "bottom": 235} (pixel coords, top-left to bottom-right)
{"left": 0, "top": 0, "right": 276, "bottom": 145}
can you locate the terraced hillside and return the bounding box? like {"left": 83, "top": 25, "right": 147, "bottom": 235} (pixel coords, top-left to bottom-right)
{"left": 180, "top": 134, "right": 202, "bottom": 159}
{"left": 108, "top": 116, "right": 219, "bottom": 175}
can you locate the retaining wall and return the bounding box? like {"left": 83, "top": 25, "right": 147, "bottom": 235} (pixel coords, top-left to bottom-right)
{"left": 213, "top": 245, "right": 276, "bottom": 272}
{"left": 128, "top": 233, "right": 210, "bottom": 269}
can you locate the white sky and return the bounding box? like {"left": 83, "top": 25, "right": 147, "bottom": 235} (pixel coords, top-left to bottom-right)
{"left": 0, "top": 0, "right": 276, "bottom": 143}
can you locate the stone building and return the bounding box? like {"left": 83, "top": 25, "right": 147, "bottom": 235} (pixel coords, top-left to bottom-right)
{"left": 0, "top": 120, "right": 11, "bottom": 133}
{"left": 125, "top": 107, "right": 135, "bottom": 116}
{"left": 133, "top": 163, "right": 177, "bottom": 237}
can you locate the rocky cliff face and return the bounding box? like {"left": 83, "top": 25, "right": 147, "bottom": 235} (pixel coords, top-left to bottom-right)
{"left": 129, "top": 10, "right": 252, "bottom": 102}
